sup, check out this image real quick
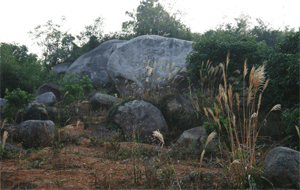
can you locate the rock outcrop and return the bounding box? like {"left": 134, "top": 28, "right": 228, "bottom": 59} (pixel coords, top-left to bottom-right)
{"left": 107, "top": 35, "right": 192, "bottom": 95}
{"left": 66, "top": 39, "right": 127, "bottom": 88}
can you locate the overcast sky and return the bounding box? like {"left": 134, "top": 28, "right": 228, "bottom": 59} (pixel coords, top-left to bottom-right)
{"left": 1, "top": 0, "right": 298, "bottom": 56}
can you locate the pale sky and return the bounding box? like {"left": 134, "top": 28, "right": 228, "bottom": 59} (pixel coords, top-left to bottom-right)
{"left": 0, "top": 0, "right": 298, "bottom": 56}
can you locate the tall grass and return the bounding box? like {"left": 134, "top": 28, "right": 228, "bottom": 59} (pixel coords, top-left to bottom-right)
{"left": 203, "top": 55, "right": 280, "bottom": 187}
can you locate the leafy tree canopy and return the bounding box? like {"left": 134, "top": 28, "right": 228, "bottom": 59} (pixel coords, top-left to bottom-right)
{"left": 122, "top": 0, "right": 193, "bottom": 40}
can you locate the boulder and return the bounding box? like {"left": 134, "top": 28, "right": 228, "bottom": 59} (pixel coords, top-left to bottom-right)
{"left": 36, "top": 92, "right": 57, "bottom": 106}
{"left": 160, "top": 94, "right": 194, "bottom": 119}
{"left": 111, "top": 100, "right": 168, "bottom": 141}
{"left": 176, "top": 126, "right": 208, "bottom": 147}
{"left": 19, "top": 120, "right": 55, "bottom": 148}
{"left": 107, "top": 35, "right": 192, "bottom": 95}
{"left": 36, "top": 83, "right": 63, "bottom": 101}
{"left": 90, "top": 93, "right": 122, "bottom": 110}
{"left": 52, "top": 62, "right": 72, "bottom": 75}
{"left": 65, "top": 39, "right": 127, "bottom": 88}
{"left": 263, "top": 146, "right": 300, "bottom": 188}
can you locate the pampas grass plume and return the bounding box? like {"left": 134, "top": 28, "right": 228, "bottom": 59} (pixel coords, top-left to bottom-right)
{"left": 153, "top": 130, "right": 164, "bottom": 145}
{"left": 2, "top": 131, "right": 8, "bottom": 149}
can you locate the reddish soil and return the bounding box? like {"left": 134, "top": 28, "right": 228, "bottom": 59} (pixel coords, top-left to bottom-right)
{"left": 1, "top": 112, "right": 223, "bottom": 189}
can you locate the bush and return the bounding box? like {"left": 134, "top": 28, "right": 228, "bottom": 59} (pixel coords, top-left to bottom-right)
{"left": 3, "top": 88, "right": 36, "bottom": 122}
{"left": 264, "top": 31, "right": 300, "bottom": 108}
{"left": 60, "top": 74, "right": 93, "bottom": 104}
{"left": 281, "top": 107, "right": 300, "bottom": 150}
{"left": 187, "top": 30, "right": 270, "bottom": 84}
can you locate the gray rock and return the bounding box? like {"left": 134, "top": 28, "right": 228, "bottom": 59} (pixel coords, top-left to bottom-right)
{"left": 176, "top": 126, "right": 208, "bottom": 147}
{"left": 107, "top": 35, "right": 192, "bottom": 95}
{"left": 19, "top": 120, "right": 55, "bottom": 148}
{"left": 36, "top": 92, "right": 57, "bottom": 106}
{"left": 161, "top": 94, "right": 195, "bottom": 119}
{"left": 90, "top": 93, "right": 122, "bottom": 110}
{"left": 0, "top": 98, "right": 7, "bottom": 116}
{"left": 36, "top": 83, "right": 63, "bottom": 101}
{"left": 263, "top": 147, "right": 300, "bottom": 188}
{"left": 66, "top": 39, "right": 127, "bottom": 88}
{"left": 52, "top": 62, "right": 72, "bottom": 75}
{"left": 111, "top": 100, "right": 168, "bottom": 141}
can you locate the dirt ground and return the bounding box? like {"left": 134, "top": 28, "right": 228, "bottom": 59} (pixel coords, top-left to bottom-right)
{"left": 1, "top": 112, "right": 223, "bottom": 190}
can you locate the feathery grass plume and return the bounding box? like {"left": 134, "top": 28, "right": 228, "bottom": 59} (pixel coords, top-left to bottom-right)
{"left": 263, "top": 78, "right": 270, "bottom": 92}
{"left": 1, "top": 119, "right": 7, "bottom": 131}
{"left": 226, "top": 52, "right": 230, "bottom": 70}
{"left": 2, "top": 131, "right": 8, "bottom": 149}
{"left": 235, "top": 93, "right": 240, "bottom": 111}
{"left": 203, "top": 107, "right": 209, "bottom": 118}
{"left": 229, "top": 159, "right": 241, "bottom": 171}
{"left": 153, "top": 130, "right": 164, "bottom": 145}
{"left": 270, "top": 104, "right": 281, "bottom": 111}
{"left": 251, "top": 112, "right": 257, "bottom": 119}
{"left": 42, "top": 104, "right": 49, "bottom": 119}
{"left": 295, "top": 126, "right": 300, "bottom": 138}
{"left": 63, "top": 91, "right": 69, "bottom": 98}
{"left": 200, "top": 131, "right": 217, "bottom": 166}
{"left": 243, "top": 59, "right": 248, "bottom": 79}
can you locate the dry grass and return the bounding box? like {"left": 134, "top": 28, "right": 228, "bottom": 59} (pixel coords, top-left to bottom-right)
{"left": 203, "top": 54, "right": 281, "bottom": 188}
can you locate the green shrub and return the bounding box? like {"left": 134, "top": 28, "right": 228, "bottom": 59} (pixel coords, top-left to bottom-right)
{"left": 281, "top": 107, "right": 300, "bottom": 150}
{"left": 187, "top": 30, "right": 270, "bottom": 84}
{"left": 3, "top": 88, "right": 35, "bottom": 122}
{"left": 61, "top": 74, "right": 93, "bottom": 104}
{"left": 80, "top": 75, "right": 93, "bottom": 95}
{"left": 264, "top": 31, "right": 300, "bottom": 108}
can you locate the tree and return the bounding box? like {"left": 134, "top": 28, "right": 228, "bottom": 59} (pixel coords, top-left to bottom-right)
{"left": 122, "top": 0, "right": 192, "bottom": 40}
{"left": 0, "top": 43, "right": 58, "bottom": 97}
{"left": 76, "top": 16, "right": 104, "bottom": 45}
{"left": 250, "top": 18, "right": 284, "bottom": 48}
{"left": 29, "top": 17, "right": 76, "bottom": 70}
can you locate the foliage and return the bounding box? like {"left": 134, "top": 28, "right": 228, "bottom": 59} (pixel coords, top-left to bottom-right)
{"left": 122, "top": 0, "right": 192, "bottom": 40}
{"left": 80, "top": 75, "right": 93, "bottom": 95}
{"left": 281, "top": 107, "right": 300, "bottom": 150}
{"left": 3, "top": 88, "right": 35, "bottom": 122}
{"left": 60, "top": 74, "right": 93, "bottom": 104}
{"left": 264, "top": 31, "right": 300, "bottom": 108}
{"left": 187, "top": 29, "right": 270, "bottom": 83}
{"left": 29, "top": 17, "right": 77, "bottom": 70}
{"left": 0, "top": 43, "right": 59, "bottom": 97}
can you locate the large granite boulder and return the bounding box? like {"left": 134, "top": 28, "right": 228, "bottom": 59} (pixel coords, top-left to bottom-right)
{"left": 65, "top": 39, "right": 127, "bottom": 88}
{"left": 263, "top": 147, "right": 300, "bottom": 188}
{"left": 110, "top": 100, "right": 168, "bottom": 141}
{"left": 36, "top": 83, "right": 63, "bottom": 101}
{"left": 107, "top": 35, "right": 192, "bottom": 95}
{"left": 90, "top": 93, "right": 122, "bottom": 110}
{"left": 52, "top": 62, "right": 72, "bottom": 78}
{"left": 19, "top": 120, "right": 55, "bottom": 148}
{"left": 36, "top": 92, "right": 57, "bottom": 106}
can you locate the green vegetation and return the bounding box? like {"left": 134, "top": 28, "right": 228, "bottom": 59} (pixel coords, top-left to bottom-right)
{"left": 3, "top": 88, "right": 35, "bottom": 122}
{"left": 0, "top": 2, "right": 299, "bottom": 188}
